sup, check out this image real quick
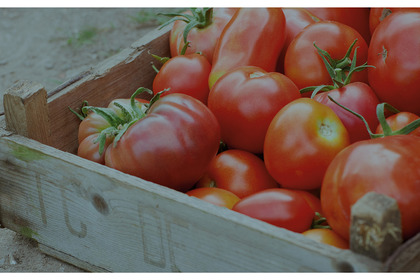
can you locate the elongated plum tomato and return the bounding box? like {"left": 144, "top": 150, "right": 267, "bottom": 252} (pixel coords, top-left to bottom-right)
{"left": 186, "top": 187, "right": 240, "bottom": 209}
{"left": 195, "top": 149, "right": 278, "bottom": 198}
{"left": 232, "top": 188, "right": 314, "bottom": 233}
{"left": 209, "top": 8, "right": 286, "bottom": 88}
{"left": 208, "top": 66, "right": 301, "bottom": 154}
{"left": 321, "top": 135, "right": 420, "bottom": 241}
{"left": 264, "top": 98, "right": 350, "bottom": 190}
{"left": 104, "top": 93, "right": 221, "bottom": 192}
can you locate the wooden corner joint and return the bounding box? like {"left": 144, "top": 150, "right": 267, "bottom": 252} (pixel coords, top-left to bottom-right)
{"left": 3, "top": 80, "right": 52, "bottom": 145}
{"left": 350, "top": 192, "right": 403, "bottom": 262}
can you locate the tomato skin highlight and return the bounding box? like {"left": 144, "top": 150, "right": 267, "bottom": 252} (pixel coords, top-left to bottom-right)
{"left": 376, "top": 112, "right": 420, "bottom": 137}
{"left": 153, "top": 53, "right": 212, "bottom": 104}
{"left": 264, "top": 98, "right": 350, "bottom": 190}
{"left": 321, "top": 135, "right": 420, "bottom": 241}
{"left": 208, "top": 66, "right": 300, "bottom": 154}
{"left": 209, "top": 8, "right": 286, "bottom": 89}
{"left": 104, "top": 93, "right": 221, "bottom": 192}
{"left": 232, "top": 188, "right": 314, "bottom": 233}
{"left": 186, "top": 187, "right": 240, "bottom": 209}
{"left": 367, "top": 11, "right": 420, "bottom": 115}
{"left": 196, "top": 149, "right": 278, "bottom": 199}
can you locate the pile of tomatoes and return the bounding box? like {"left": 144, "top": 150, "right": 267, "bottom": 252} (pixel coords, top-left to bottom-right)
{"left": 75, "top": 8, "right": 420, "bottom": 250}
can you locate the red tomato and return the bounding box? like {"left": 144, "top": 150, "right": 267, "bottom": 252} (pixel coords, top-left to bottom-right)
{"left": 284, "top": 21, "right": 368, "bottom": 90}
{"left": 369, "top": 8, "right": 420, "bottom": 35}
{"left": 196, "top": 149, "right": 278, "bottom": 198}
{"left": 169, "top": 8, "right": 237, "bottom": 63}
{"left": 208, "top": 66, "right": 300, "bottom": 154}
{"left": 367, "top": 11, "right": 420, "bottom": 115}
{"left": 186, "top": 187, "right": 240, "bottom": 209}
{"left": 276, "top": 8, "right": 319, "bottom": 73}
{"left": 313, "top": 82, "right": 380, "bottom": 143}
{"left": 232, "top": 188, "right": 314, "bottom": 233}
{"left": 305, "top": 8, "right": 371, "bottom": 44}
{"left": 376, "top": 112, "right": 420, "bottom": 137}
{"left": 152, "top": 53, "right": 212, "bottom": 104}
{"left": 264, "top": 98, "right": 350, "bottom": 190}
{"left": 321, "top": 135, "right": 420, "bottom": 241}
{"left": 101, "top": 93, "right": 220, "bottom": 192}
{"left": 78, "top": 134, "right": 113, "bottom": 165}
{"left": 302, "top": 228, "right": 349, "bottom": 249}
{"left": 294, "top": 190, "right": 323, "bottom": 216}
{"left": 209, "top": 8, "right": 286, "bottom": 88}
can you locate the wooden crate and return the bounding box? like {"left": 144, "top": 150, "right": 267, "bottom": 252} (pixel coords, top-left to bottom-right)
{"left": 0, "top": 24, "right": 419, "bottom": 272}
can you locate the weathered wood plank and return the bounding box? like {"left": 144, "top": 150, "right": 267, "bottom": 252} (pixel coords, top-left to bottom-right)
{"left": 385, "top": 232, "right": 420, "bottom": 272}
{"left": 3, "top": 81, "right": 51, "bottom": 145}
{"left": 45, "top": 25, "right": 171, "bottom": 154}
{"left": 0, "top": 133, "right": 384, "bottom": 272}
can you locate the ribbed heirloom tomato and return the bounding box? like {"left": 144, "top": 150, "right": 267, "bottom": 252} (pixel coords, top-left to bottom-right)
{"left": 77, "top": 89, "right": 221, "bottom": 193}
{"left": 104, "top": 93, "right": 221, "bottom": 192}
{"left": 77, "top": 98, "right": 149, "bottom": 165}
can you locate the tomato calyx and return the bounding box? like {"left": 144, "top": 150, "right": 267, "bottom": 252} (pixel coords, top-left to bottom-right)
{"left": 300, "top": 39, "right": 374, "bottom": 97}
{"left": 159, "top": 8, "right": 214, "bottom": 44}
{"left": 328, "top": 96, "right": 420, "bottom": 138}
{"left": 311, "top": 212, "right": 331, "bottom": 229}
{"left": 80, "top": 87, "right": 165, "bottom": 155}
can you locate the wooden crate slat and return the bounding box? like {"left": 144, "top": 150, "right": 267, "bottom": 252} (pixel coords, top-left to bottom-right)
{"left": 0, "top": 133, "right": 384, "bottom": 272}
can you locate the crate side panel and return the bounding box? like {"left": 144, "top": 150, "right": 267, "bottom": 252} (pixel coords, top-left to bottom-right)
{"left": 45, "top": 27, "right": 171, "bottom": 154}
{"left": 0, "top": 134, "right": 383, "bottom": 272}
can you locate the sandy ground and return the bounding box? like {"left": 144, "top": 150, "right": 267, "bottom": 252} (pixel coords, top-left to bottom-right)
{"left": 0, "top": 7, "right": 177, "bottom": 272}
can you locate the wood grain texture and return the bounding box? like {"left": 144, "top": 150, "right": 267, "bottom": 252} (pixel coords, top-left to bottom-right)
{"left": 3, "top": 80, "right": 51, "bottom": 145}
{"left": 350, "top": 192, "right": 403, "bottom": 262}
{"left": 0, "top": 133, "right": 384, "bottom": 272}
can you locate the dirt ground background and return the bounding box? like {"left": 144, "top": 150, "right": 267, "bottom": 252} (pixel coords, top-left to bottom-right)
{"left": 0, "top": 7, "right": 180, "bottom": 272}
